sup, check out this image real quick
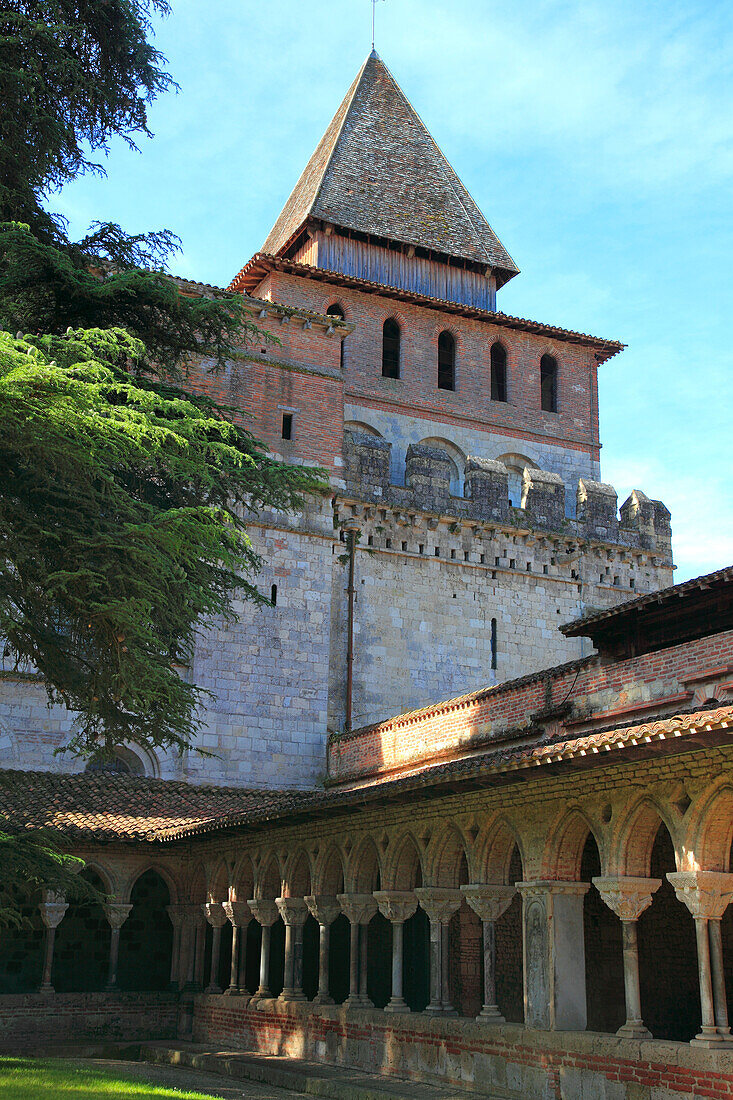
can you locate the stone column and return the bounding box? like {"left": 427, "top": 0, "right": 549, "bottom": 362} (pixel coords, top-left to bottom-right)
{"left": 247, "top": 899, "right": 279, "bottom": 1003}
{"left": 461, "top": 884, "right": 516, "bottom": 1022}
{"left": 593, "top": 876, "right": 661, "bottom": 1039}
{"left": 193, "top": 905, "right": 207, "bottom": 989}
{"left": 223, "top": 901, "right": 251, "bottom": 996}
{"left": 166, "top": 904, "right": 186, "bottom": 989}
{"left": 103, "top": 902, "right": 132, "bottom": 991}
{"left": 668, "top": 871, "right": 733, "bottom": 1046}
{"left": 374, "top": 891, "right": 417, "bottom": 1014}
{"left": 276, "top": 897, "right": 309, "bottom": 1002}
{"left": 517, "top": 881, "right": 590, "bottom": 1031}
{"left": 415, "top": 888, "right": 462, "bottom": 1014}
{"left": 203, "top": 901, "right": 228, "bottom": 994}
{"left": 38, "top": 892, "right": 68, "bottom": 994}
{"left": 338, "top": 893, "right": 377, "bottom": 1008}
{"left": 305, "top": 895, "right": 342, "bottom": 1005}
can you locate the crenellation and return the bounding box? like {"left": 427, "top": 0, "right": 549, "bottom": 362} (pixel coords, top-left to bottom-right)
{"left": 520, "top": 467, "right": 566, "bottom": 531}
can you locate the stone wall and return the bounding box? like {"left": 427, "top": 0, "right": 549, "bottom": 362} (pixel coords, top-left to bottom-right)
{"left": 0, "top": 992, "right": 179, "bottom": 1045}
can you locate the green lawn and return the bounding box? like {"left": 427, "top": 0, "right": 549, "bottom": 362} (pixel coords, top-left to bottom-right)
{"left": 0, "top": 1058, "right": 225, "bottom": 1099}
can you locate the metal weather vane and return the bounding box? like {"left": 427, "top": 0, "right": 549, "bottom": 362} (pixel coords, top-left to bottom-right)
{"left": 372, "top": 0, "right": 386, "bottom": 50}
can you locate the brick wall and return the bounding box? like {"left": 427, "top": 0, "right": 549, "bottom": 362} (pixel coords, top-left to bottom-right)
{"left": 0, "top": 992, "right": 179, "bottom": 1044}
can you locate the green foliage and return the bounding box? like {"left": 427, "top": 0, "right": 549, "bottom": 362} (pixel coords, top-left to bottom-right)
{"left": 0, "top": 327, "right": 325, "bottom": 758}
{"left": 0, "top": 819, "right": 101, "bottom": 929}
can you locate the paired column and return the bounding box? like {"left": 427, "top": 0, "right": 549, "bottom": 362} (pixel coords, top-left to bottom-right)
{"left": 203, "top": 901, "right": 228, "bottom": 994}
{"left": 461, "top": 884, "right": 516, "bottom": 1022}
{"left": 305, "top": 895, "right": 342, "bottom": 1005}
{"left": 593, "top": 876, "right": 661, "bottom": 1039}
{"left": 103, "top": 901, "right": 132, "bottom": 990}
{"left": 166, "top": 904, "right": 186, "bottom": 989}
{"left": 668, "top": 871, "right": 733, "bottom": 1046}
{"left": 374, "top": 891, "right": 417, "bottom": 1014}
{"left": 276, "top": 897, "right": 309, "bottom": 1002}
{"left": 517, "top": 881, "right": 590, "bottom": 1031}
{"left": 415, "top": 888, "right": 462, "bottom": 1014}
{"left": 247, "top": 899, "right": 279, "bottom": 1003}
{"left": 223, "top": 901, "right": 252, "bottom": 996}
{"left": 38, "top": 892, "right": 68, "bottom": 994}
{"left": 338, "top": 893, "right": 377, "bottom": 1008}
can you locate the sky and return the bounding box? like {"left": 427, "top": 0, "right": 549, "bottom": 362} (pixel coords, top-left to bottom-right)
{"left": 55, "top": 0, "right": 733, "bottom": 582}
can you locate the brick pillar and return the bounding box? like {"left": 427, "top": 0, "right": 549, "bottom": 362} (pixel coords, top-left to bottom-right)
{"left": 517, "top": 881, "right": 590, "bottom": 1030}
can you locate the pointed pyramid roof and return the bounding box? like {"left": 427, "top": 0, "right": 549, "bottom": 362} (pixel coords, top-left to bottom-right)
{"left": 261, "top": 52, "right": 519, "bottom": 285}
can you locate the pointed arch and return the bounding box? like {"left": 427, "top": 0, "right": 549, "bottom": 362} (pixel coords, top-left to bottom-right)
{"left": 438, "top": 330, "right": 456, "bottom": 391}
{"left": 81, "top": 861, "right": 115, "bottom": 897}
{"left": 255, "top": 853, "right": 282, "bottom": 900}
{"left": 477, "top": 816, "right": 526, "bottom": 884}
{"left": 283, "top": 850, "right": 312, "bottom": 898}
{"left": 428, "top": 824, "right": 472, "bottom": 887}
{"left": 490, "top": 341, "right": 508, "bottom": 402}
{"left": 316, "top": 845, "right": 346, "bottom": 895}
{"left": 382, "top": 317, "right": 401, "bottom": 379}
{"left": 542, "top": 807, "right": 603, "bottom": 881}
{"left": 347, "top": 836, "right": 382, "bottom": 893}
{"left": 207, "top": 859, "right": 230, "bottom": 903}
{"left": 123, "top": 863, "right": 178, "bottom": 905}
{"left": 611, "top": 798, "right": 678, "bottom": 878}
{"left": 232, "top": 854, "right": 255, "bottom": 903}
{"left": 683, "top": 781, "right": 733, "bottom": 873}
{"left": 385, "top": 832, "right": 423, "bottom": 891}
{"left": 188, "top": 863, "right": 207, "bottom": 904}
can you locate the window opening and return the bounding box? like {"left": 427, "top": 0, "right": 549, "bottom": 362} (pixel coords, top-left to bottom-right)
{"left": 281, "top": 413, "right": 293, "bottom": 440}
{"left": 327, "top": 304, "right": 345, "bottom": 370}
{"left": 271, "top": 584, "right": 278, "bottom": 606}
{"left": 540, "top": 354, "right": 558, "bottom": 412}
{"left": 437, "top": 331, "right": 455, "bottom": 391}
{"left": 382, "top": 318, "right": 401, "bottom": 379}
{"left": 490, "top": 618, "right": 498, "bottom": 670}
{"left": 490, "top": 342, "right": 507, "bottom": 402}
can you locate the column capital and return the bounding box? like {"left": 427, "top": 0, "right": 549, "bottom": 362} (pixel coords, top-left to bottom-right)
{"left": 415, "top": 887, "right": 462, "bottom": 924}
{"left": 223, "top": 900, "right": 251, "bottom": 928}
{"left": 203, "top": 901, "right": 228, "bottom": 928}
{"left": 166, "top": 903, "right": 187, "bottom": 930}
{"left": 667, "top": 872, "right": 733, "bottom": 920}
{"left": 39, "top": 898, "right": 68, "bottom": 930}
{"left": 461, "top": 884, "right": 516, "bottom": 923}
{"left": 247, "top": 898, "right": 279, "bottom": 927}
{"left": 104, "top": 902, "right": 132, "bottom": 930}
{"left": 337, "top": 892, "right": 378, "bottom": 926}
{"left": 304, "top": 894, "right": 341, "bottom": 926}
{"left": 593, "top": 877, "right": 661, "bottom": 921}
{"left": 517, "top": 880, "right": 590, "bottom": 900}
{"left": 276, "top": 896, "right": 309, "bottom": 927}
{"left": 374, "top": 890, "right": 417, "bottom": 924}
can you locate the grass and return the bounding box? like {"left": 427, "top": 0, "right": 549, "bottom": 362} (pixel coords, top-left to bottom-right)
{"left": 0, "top": 1058, "right": 226, "bottom": 1099}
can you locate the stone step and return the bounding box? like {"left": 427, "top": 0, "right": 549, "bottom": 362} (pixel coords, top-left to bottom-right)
{"left": 139, "top": 1041, "right": 515, "bottom": 1100}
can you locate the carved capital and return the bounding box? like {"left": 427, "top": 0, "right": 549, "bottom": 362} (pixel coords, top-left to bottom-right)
{"left": 337, "top": 892, "right": 378, "bottom": 926}
{"left": 165, "top": 903, "right": 187, "bottom": 930}
{"left": 202, "top": 901, "right": 228, "bottom": 929}
{"left": 517, "top": 880, "right": 590, "bottom": 900}
{"left": 461, "top": 884, "right": 516, "bottom": 923}
{"left": 667, "top": 872, "right": 733, "bottom": 920}
{"left": 592, "top": 877, "right": 661, "bottom": 921}
{"left": 104, "top": 902, "right": 132, "bottom": 931}
{"left": 373, "top": 890, "right": 417, "bottom": 924}
{"left": 304, "top": 895, "right": 341, "bottom": 926}
{"left": 247, "top": 898, "right": 279, "bottom": 927}
{"left": 275, "top": 896, "right": 309, "bottom": 927}
{"left": 39, "top": 900, "right": 68, "bottom": 930}
{"left": 415, "top": 887, "right": 462, "bottom": 925}
{"left": 223, "top": 900, "right": 252, "bottom": 928}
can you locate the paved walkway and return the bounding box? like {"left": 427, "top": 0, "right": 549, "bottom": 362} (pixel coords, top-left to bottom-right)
{"left": 76, "top": 1057, "right": 314, "bottom": 1099}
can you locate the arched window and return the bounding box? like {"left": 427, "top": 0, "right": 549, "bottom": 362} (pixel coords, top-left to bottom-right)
{"left": 382, "top": 318, "right": 400, "bottom": 379}
{"left": 437, "top": 331, "right": 455, "bottom": 391}
{"left": 327, "top": 303, "right": 346, "bottom": 370}
{"left": 540, "top": 354, "right": 558, "bottom": 412}
{"left": 490, "top": 342, "right": 507, "bottom": 402}
{"left": 85, "top": 746, "right": 145, "bottom": 776}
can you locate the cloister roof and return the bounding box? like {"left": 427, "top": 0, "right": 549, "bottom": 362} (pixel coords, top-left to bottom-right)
{"left": 2, "top": 704, "right": 731, "bottom": 845}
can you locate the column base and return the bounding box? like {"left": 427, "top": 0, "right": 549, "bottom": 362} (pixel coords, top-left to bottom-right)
{"left": 312, "top": 993, "right": 334, "bottom": 1006}
{"left": 204, "top": 983, "right": 222, "bottom": 995}
{"left": 278, "top": 990, "right": 306, "bottom": 1003}
{"left": 223, "top": 986, "right": 249, "bottom": 998}
{"left": 692, "top": 1031, "right": 733, "bottom": 1047}
{"left": 616, "top": 1021, "right": 652, "bottom": 1040}
{"left": 423, "top": 1004, "right": 443, "bottom": 1015}
{"left": 358, "top": 995, "right": 374, "bottom": 1008}
{"left": 441, "top": 1004, "right": 458, "bottom": 1016}
{"left": 478, "top": 1004, "right": 506, "bottom": 1023}
{"left": 384, "top": 997, "right": 411, "bottom": 1014}
{"left": 344, "top": 993, "right": 363, "bottom": 1009}
{"left": 105, "top": 981, "right": 118, "bottom": 993}
{"left": 38, "top": 984, "right": 54, "bottom": 995}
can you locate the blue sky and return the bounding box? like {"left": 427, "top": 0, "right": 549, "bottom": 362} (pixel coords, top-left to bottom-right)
{"left": 55, "top": 0, "right": 733, "bottom": 582}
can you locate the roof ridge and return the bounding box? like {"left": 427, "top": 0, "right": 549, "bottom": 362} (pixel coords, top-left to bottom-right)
{"left": 308, "top": 53, "right": 371, "bottom": 225}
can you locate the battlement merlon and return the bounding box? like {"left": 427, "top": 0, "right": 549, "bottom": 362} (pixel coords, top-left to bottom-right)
{"left": 342, "top": 430, "right": 673, "bottom": 560}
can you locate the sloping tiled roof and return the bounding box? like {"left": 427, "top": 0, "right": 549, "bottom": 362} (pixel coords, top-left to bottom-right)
{"left": 2, "top": 704, "right": 731, "bottom": 844}
{"left": 0, "top": 770, "right": 309, "bottom": 843}
{"left": 260, "top": 52, "right": 519, "bottom": 283}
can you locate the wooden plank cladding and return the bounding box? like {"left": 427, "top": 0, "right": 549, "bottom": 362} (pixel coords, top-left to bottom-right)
{"left": 294, "top": 230, "right": 497, "bottom": 311}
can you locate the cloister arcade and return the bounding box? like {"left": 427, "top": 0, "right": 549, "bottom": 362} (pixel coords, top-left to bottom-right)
{"left": 4, "top": 775, "right": 733, "bottom": 1048}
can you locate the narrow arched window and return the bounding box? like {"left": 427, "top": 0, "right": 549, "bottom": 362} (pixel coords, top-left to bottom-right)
{"left": 540, "top": 354, "right": 558, "bottom": 412}
{"left": 490, "top": 342, "right": 507, "bottom": 402}
{"left": 438, "top": 331, "right": 455, "bottom": 391}
{"left": 327, "top": 303, "right": 345, "bottom": 370}
{"left": 382, "top": 318, "right": 400, "bottom": 378}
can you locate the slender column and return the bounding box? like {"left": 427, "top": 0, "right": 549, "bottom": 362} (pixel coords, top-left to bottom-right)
{"left": 593, "top": 877, "right": 661, "bottom": 1039}
{"left": 359, "top": 920, "right": 372, "bottom": 1007}
{"left": 374, "top": 891, "right": 417, "bottom": 1014}
{"left": 305, "top": 895, "right": 342, "bottom": 1005}
{"left": 668, "top": 872, "right": 733, "bottom": 1047}
{"left": 166, "top": 904, "right": 186, "bottom": 989}
{"left": 38, "top": 893, "right": 68, "bottom": 994}
{"left": 223, "top": 901, "right": 251, "bottom": 996}
{"left": 517, "top": 881, "right": 590, "bottom": 1031}
{"left": 203, "top": 901, "right": 228, "bottom": 994}
{"left": 462, "top": 885, "right": 516, "bottom": 1022}
{"left": 193, "top": 906, "right": 207, "bottom": 989}
{"left": 104, "top": 902, "right": 132, "bottom": 991}
{"left": 338, "top": 893, "right": 377, "bottom": 1008}
{"left": 709, "top": 919, "right": 732, "bottom": 1039}
{"left": 247, "top": 899, "right": 279, "bottom": 1004}
{"left": 415, "top": 888, "right": 462, "bottom": 1014}
{"left": 276, "top": 897, "right": 309, "bottom": 1002}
